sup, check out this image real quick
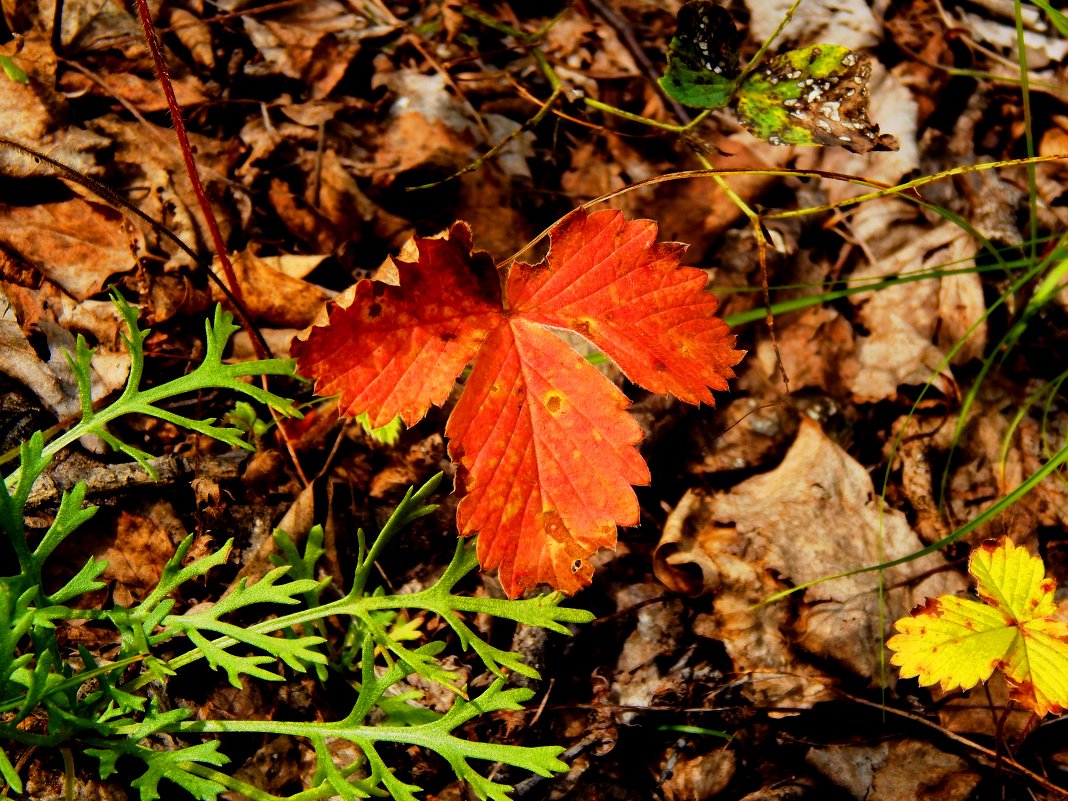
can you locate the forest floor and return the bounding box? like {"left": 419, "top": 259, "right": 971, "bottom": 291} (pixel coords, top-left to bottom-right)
{"left": 2, "top": 0, "right": 1068, "bottom": 799}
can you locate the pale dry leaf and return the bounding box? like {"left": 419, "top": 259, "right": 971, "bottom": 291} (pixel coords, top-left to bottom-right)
{"left": 0, "top": 298, "right": 66, "bottom": 414}
{"left": 959, "top": 9, "right": 1068, "bottom": 69}
{"left": 744, "top": 0, "right": 880, "bottom": 51}
{"left": 843, "top": 224, "right": 985, "bottom": 400}
{"left": 0, "top": 35, "right": 107, "bottom": 178}
{"left": 656, "top": 420, "right": 965, "bottom": 704}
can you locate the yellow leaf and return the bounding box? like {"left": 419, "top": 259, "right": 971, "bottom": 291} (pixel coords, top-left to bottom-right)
{"left": 887, "top": 537, "right": 1068, "bottom": 717}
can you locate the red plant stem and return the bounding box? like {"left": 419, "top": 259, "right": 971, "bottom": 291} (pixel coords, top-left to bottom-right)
{"left": 133, "top": 0, "right": 310, "bottom": 487}
{"left": 133, "top": 0, "right": 260, "bottom": 347}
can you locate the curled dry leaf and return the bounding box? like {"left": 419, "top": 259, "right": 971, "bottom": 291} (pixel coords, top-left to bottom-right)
{"left": 656, "top": 419, "right": 964, "bottom": 707}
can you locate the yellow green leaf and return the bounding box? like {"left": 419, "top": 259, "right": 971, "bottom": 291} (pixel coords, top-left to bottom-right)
{"left": 887, "top": 537, "right": 1068, "bottom": 717}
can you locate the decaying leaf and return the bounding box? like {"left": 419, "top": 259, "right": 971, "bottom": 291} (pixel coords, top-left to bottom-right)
{"left": 656, "top": 419, "right": 964, "bottom": 707}
{"left": 659, "top": 1, "right": 898, "bottom": 153}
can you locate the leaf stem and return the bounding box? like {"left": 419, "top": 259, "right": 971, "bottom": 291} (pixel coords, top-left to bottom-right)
{"left": 582, "top": 97, "right": 710, "bottom": 132}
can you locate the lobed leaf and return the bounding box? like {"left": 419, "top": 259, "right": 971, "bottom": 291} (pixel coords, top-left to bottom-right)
{"left": 89, "top": 741, "right": 229, "bottom": 801}
{"left": 292, "top": 224, "right": 501, "bottom": 429}
{"left": 296, "top": 209, "right": 741, "bottom": 596}
{"left": 888, "top": 537, "right": 1068, "bottom": 717}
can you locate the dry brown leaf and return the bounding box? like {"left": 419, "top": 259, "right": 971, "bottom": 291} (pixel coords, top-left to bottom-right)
{"left": 0, "top": 198, "right": 140, "bottom": 300}
{"left": 752, "top": 306, "right": 858, "bottom": 394}
{"left": 57, "top": 0, "right": 143, "bottom": 55}
{"left": 610, "top": 583, "right": 686, "bottom": 721}
{"left": 242, "top": 0, "right": 372, "bottom": 98}
{"left": 372, "top": 109, "right": 474, "bottom": 180}
{"left": 0, "top": 35, "right": 107, "bottom": 178}
{"left": 849, "top": 314, "right": 956, "bottom": 402}
{"left": 657, "top": 420, "right": 965, "bottom": 707}
{"left": 660, "top": 750, "right": 736, "bottom": 801}
{"left": 0, "top": 281, "right": 130, "bottom": 422}
{"left": 170, "top": 8, "right": 215, "bottom": 70}
{"left": 688, "top": 395, "right": 799, "bottom": 475}
{"left": 210, "top": 249, "right": 333, "bottom": 328}
{"left": 655, "top": 134, "right": 786, "bottom": 257}
{"left": 369, "top": 434, "right": 446, "bottom": 500}
{"left": 806, "top": 738, "right": 980, "bottom": 801}
{"left": 933, "top": 671, "right": 1033, "bottom": 741}
{"left": 60, "top": 68, "right": 207, "bottom": 113}
{"left": 0, "top": 34, "right": 60, "bottom": 143}
{"left": 87, "top": 115, "right": 240, "bottom": 266}
{"left": 95, "top": 502, "right": 184, "bottom": 606}
{"left": 313, "top": 148, "right": 412, "bottom": 250}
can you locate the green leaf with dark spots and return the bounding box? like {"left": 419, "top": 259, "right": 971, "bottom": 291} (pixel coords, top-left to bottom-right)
{"left": 657, "top": 1, "right": 899, "bottom": 154}
{"left": 734, "top": 45, "right": 898, "bottom": 154}
{"left": 658, "top": 0, "right": 739, "bottom": 110}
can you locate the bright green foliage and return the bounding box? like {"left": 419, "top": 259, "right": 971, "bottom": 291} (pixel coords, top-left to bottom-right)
{"left": 888, "top": 537, "right": 1068, "bottom": 717}
{"left": 5, "top": 290, "right": 299, "bottom": 491}
{"left": 658, "top": 1, "right": 898, "bottom": 153}
{"left": 658, "top": 1, "right": 739, "bottom": 110}
{"left": 356, "top": 411, "right": 404, "bottom": 445}
{"left": 0, "top": 55, "right": 28, "bottom": 84}
{"left": 225, "top": 400, "right": 272, "bottom": 444}
{"left": 0, "top": 295, "right": 590, "bottom": 799}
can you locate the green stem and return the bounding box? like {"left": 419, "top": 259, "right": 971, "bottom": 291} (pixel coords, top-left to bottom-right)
{"left": 583, "top": 97, "right": 710, "bottom": 132}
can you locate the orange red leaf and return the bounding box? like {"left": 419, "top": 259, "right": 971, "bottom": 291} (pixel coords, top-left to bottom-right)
{"left": 294, "top": 209, "right": 743, "bottom": 597}
{"left": 291, "top": 224, "right": 500, "bottom": 428}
